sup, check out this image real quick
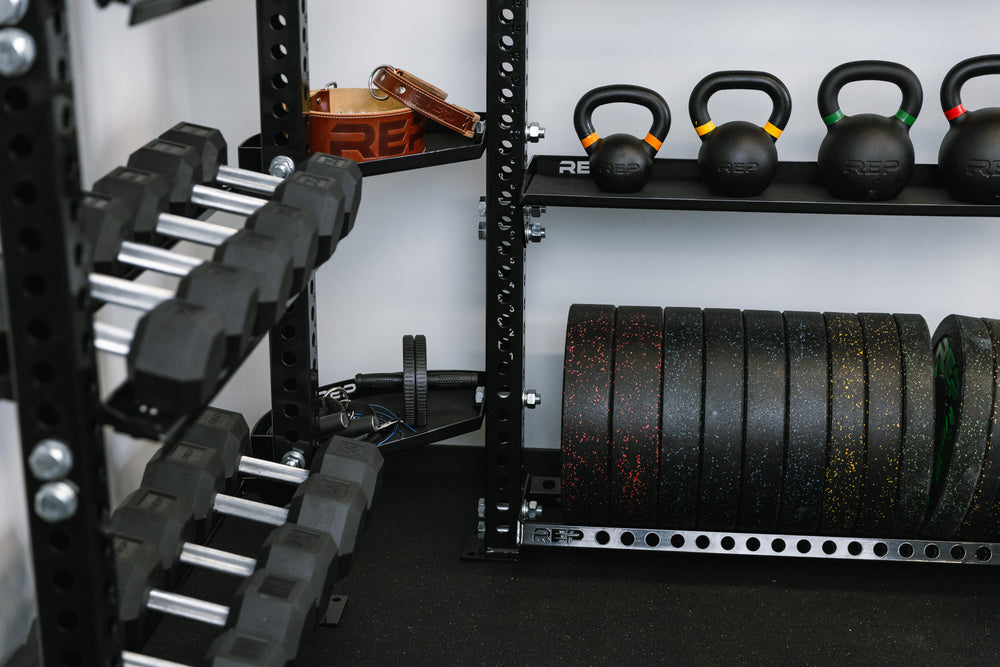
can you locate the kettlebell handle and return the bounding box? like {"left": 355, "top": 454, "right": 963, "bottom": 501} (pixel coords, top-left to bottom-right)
{"left": 940, "top": 54, "right": 1000, "bottom": 123}
{"left": 573, "top": 84, "right": 671, "bottom": 157}
{"left": 817, "top": 60, "right": 923, "bottom": 130}
{"left": 688, "top": 71, "right": 792, "bottom": 143}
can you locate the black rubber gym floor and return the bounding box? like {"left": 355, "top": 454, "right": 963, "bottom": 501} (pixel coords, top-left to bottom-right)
{"left": 140, "top": 445, "right": 1000, "bottom": 665}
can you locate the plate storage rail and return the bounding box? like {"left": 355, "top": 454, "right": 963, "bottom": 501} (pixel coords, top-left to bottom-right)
{"left": 479, "top": 0, "right": 1000, "bottom": 564}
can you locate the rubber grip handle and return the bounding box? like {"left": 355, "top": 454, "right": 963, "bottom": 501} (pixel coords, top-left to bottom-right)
{"left": 688, "top": 70, "right": 792, "bottom": 142}
{"left": 940, "top": 54, "right": 1000, "bottom": 122}
{"left": 573, "top": 84, "right": 671, "bottom": 157}
{"left": 318, "top": 411, "right": 350, "bottom": 436}
{"left": 338, "top": 415, "right": 379, "bottom": 437}
{"left": 354, "top": 371, "right": 482, "bottom": 394}
{"left": 817, "top": 60, "right": 923, "bottom": 127}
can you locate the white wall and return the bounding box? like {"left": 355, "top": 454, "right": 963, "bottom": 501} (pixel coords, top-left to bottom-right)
{"left": 4, "top": 0, "right": 1000, "bottom": 659}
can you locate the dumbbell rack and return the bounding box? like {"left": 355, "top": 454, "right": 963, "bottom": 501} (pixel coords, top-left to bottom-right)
{"left": 0, "top": 1, "right": 489, "bottom": 664}
{"left": 479, "top": 0, "right": 1000, "bottom": 563}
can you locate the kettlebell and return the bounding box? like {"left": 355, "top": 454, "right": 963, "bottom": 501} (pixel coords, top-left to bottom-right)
{"left": 573, "top": 84, "right": 671, "bottom": 193}
{"left": 816, "top": 60, "right": 923, "bottom": 201}
{"left": 938, "top": 55, "right": 1000, "bottom": 204}
{"left": 688, "top": 71, "right": 792, "bottom": 197}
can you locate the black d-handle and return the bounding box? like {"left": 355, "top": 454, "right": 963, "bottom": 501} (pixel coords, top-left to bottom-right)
{"left": 688, "top": 70, "right": 792, "bottom": 143}
{"left": 817, "top": 60, "right": 923, "bottom": 131}
{"left": 573, "top": 84, "right": 671, "bottom": 157}
{"left": 940, "top": 54, "right": 1000, "bottom": 123}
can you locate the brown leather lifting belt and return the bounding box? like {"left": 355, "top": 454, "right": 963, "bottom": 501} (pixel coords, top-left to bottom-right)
{"left": 370, "top": 66, "right": 482, "bottom": 138}
{"left": 308, "top": 87, "right": 426, "bottom": 163}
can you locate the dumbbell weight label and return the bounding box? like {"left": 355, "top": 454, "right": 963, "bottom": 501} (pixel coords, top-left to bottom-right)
{"left": 167, "top": 442, "right": 213, "bottom": 466}
{"left": 137, "top": 491, "right": 175, "bottom": 513}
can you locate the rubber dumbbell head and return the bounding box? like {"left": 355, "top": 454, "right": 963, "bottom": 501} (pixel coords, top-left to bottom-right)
{"left": 121, "top": 442, "right": 339, "bottom": 613}
{"left": 94, "top": 167, "right": 294, "bottom": 324}
{"left": 90, "top": 168, "right": 297, "bottom": 324}
{"left": 180, "top": 523, "right": 339, "bottom": 613}
{"left": 155, "top": 203, "right": 318, "bottom": 291}
{"left": 203, "top": 629, "right": 288, "bottom": 667}
{"left": 89, "top": 272, "right": 256, "bottom": 366}
{"left": 92, "top": 301, "right": 225, "bottom": 414}
{"left": 161, "top": 122, "right": 361, "bottom": 238}
{"left": 127, "top": 136, "right": 342, "bottom": 262}
{"left": 182, "top": 407, "right": 383, "bottom": 510}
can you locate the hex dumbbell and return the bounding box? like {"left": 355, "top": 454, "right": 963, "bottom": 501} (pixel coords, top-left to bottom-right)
{"left": 117, "top": 513, "right": 338, "bottom": 620}
{"left": 89, "top": 269, "right": 255, "bottom": 366}
{"left": 127, "top": 441, "right": 369, "bottom": 574}
{"left": 92, "top": 303, "right": 224, "bottom": 414}
{"left": 114, "top": 534, "right": 315, "bottom": 662}
{"left": 158, "top": 121, "right": 362, "bottom": 238}
{"left": 93, "top": 167, "right": 295, "bottom": 324}
{"left": 97, "top": 156, "right": 317, "bottom": 291}
{"left": 181, "top": 406, "right": 382, "bottom": 511}
{"left": 128, "top": 137, "right": 344, "bottom": 261}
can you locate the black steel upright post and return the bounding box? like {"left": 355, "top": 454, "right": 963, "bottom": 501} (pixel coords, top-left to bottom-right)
{"left": 483, "top": 0, "right": 529, "bottom": 557}
{"left": 254, "top": 0, "right": 320, "bottom": 459}
{"left": 0, "top": 1, "right": 120, "bottom": 664}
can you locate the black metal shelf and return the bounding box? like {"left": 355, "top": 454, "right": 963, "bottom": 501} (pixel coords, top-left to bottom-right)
{"left": 237, "top": 114, "right": 486, "bottom": 180}
{"left": 99, "top": 0, "right": 212, "bottom": 25}
{"left": 249, "top": 377, "right": 485, "bottom": 459}
{"left": 523, "top": 157, "right": 1000, "bottom": 216}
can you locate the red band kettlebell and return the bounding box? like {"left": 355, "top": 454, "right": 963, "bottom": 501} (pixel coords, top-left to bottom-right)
{"left": 938, "top": 55, "right": 1000, "bottom": 204}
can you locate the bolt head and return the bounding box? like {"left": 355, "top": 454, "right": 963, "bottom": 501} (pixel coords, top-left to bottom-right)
{"left": 0, "top": 0, "right": 27, "bottom": 27}
{"left": 523, "top": 390, "right": 541, "bottom": 408}
{"left": 268, "top": 155, "right": 295, "bottom": 179}
{"left": 526, "top": 122, "right": 546, "bottom": 142}
{"left": 280, "top": 450, "right": 306, "bottom": 469}
{"left": 34, "top": 481, "right": 78, "bottom": 523}
{"left": 0, "top": 27, "right": 35, "bottom": 77}
{"left": 28, "top": 439, "right": 73, "bottom": 481}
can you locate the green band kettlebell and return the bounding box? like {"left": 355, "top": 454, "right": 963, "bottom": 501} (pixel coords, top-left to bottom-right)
{"left": 817, "top": 60, "right": 923, "bottom": 201}
{"left": 688, "top": 70, "right": 792, "bottom": 197}
{"left": 573, "top": 85, "right": 671, "bottom": 193}
{"left": 938, "top": 55, "right": 1000, "bottom": 204}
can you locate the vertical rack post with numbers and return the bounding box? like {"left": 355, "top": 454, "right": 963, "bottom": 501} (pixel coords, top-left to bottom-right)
{"left": 482, "top": 0, "right": 530, "bottom": 559}
{"left": 0, "top": 1, "right": 122, "bottom": 664}
{"left": 252, "top": 0, "right": 323, "bottom": 463}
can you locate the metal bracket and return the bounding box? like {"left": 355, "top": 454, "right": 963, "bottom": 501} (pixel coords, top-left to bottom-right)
{"left": 321, "top": 594, "right": 348, "bottom": 626}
